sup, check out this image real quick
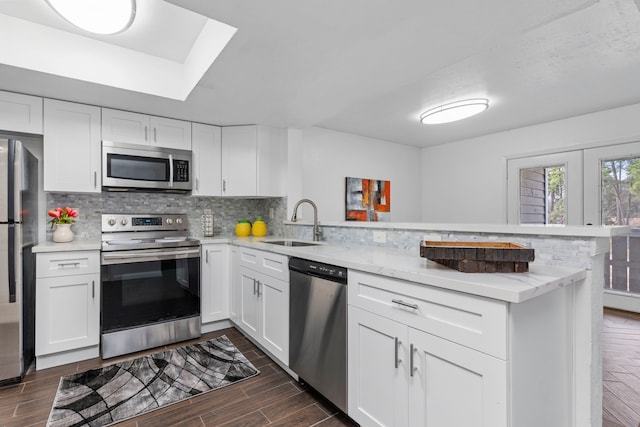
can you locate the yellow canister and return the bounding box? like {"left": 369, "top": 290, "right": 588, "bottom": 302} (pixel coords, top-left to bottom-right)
{"left": 235, "top": 220, "right": 251, "bottom": 237}
{"left": 252, "top": 216, "right": 267, "bottom": 237}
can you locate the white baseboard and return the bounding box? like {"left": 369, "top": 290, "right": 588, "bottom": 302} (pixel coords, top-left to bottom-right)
{"left": 604, "top": 289, "right": 640, "bottom": 313}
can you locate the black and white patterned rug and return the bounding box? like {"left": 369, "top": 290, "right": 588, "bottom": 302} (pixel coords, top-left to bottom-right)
{"left": 47, "top": 335, "right": 259, "bottom": 427}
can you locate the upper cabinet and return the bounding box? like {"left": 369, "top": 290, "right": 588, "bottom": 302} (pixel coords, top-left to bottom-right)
{"left": 101, "top": 108, "right": 192, "bottom": 150}
{"left": 191, "top": 123, "right": 222, "bottom": 196}
{"left": 221, "top": 125, "right": 286, "bottom": 197}
{"left": 0, "top": 91, "right": 43, "bottom": 134}
{"left": 43, "top": 99, "right": 101, "bottom": 193}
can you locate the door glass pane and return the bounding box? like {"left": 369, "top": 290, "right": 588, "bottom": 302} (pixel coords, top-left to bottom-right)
{"left": 520, "top": 165, "right": 566, "bottom": 225}
{"left": 601, "top": 156, "right": 640, "bottom": 293}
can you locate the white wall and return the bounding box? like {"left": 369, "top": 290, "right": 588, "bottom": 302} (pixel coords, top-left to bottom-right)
{"left": 421, "top": 102, "right": 640, "bottom": 223}
{"left": 291, "top": 126, "right": 422, "bottom": 222}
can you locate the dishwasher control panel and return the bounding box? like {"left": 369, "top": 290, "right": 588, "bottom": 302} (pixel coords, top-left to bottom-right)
{"left": 289, "top": 257, "right": 347, "bottom": 284}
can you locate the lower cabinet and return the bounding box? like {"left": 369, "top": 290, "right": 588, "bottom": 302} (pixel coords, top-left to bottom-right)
{"left": 348, "top": 306, "right": 506, "bottom": 427}
{"left": 35, "top": 250, "right": 100, "bottom": 369}
{"left": 238, "top": 265, "right": 289, "bottom": 365}
{"left": 348, "top": 270, "right": 571, "bottom": 427}
{"left": 201, "top": 243, "right": 230, "bottom": 324}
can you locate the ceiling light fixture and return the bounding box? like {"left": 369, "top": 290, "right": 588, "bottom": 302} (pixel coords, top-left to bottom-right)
{"left": 45, "top": 0, "right": 136, "bottom": 35}
{"left": 420, "top": 98, "right": 489, "bottom": 125}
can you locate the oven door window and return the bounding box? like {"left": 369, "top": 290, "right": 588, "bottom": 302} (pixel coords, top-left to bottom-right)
{"left": 107, "top": 153, "right": 170, "bottom": 182}
{"left": 101, "top": 257, "right": 200, "bottom": 333}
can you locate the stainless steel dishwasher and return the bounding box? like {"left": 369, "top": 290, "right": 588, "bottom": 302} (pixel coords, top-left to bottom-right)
{"left": 289, "top": 257, "right": 348, "bottom": 413}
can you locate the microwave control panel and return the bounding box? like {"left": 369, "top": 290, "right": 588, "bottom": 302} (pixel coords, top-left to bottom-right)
{"left": 174, "top": 160, "right": 190, "bottom": 182}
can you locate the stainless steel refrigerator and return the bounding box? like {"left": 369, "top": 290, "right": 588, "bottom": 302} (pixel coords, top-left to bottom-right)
{"left": 0, "top": 138, "right": 38, "bottom": 384}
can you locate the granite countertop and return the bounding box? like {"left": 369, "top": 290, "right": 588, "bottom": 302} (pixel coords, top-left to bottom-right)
{"left": 227, "top": 237, "right": 586, "bottom": 304}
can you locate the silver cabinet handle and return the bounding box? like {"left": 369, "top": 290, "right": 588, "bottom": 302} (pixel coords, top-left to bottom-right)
{"left": 196, "top": 178, "right": 199, "bottom": 191}
{"left": 256, "top": 280, "right": 262, "bottom": 297}
{"left": 395, "top": 337, "right": 402, "bottom": 369}
{"left": 154, "top": 127, "right": 157, "bottom": 142}
{"left": 205, "top": 249, "right": 209, "bottom": 264}
{"left": 92, "top": 280, "right": 95, "bottom": 299}
{"left": 144, "top": 126, "right": 148, "bottom": 141}
{"left": 58, "top": 262, "right": 80, "bottom": 268}
{"left": 392, "top": 299, "right": 419, "bottom": 310}
{"left": 94, "top": 171, "right": 97, "bottom": 188}
{"left": 253, "top": 278, "right": 257, "bottom": 295}
{"left": 410, "top": 344, "right": 417, "bottom": 377}
{"left": 223, "top": 179, "right": 226, "bottom": 193}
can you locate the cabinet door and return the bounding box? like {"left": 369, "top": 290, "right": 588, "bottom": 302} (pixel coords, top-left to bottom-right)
{"left": 258, "top": 272, "right": 289, "bottom": 365}
{"left": 44, "top": 99, "right": 101, "bottom": 193}
{"left": 101, "top": 108, "right": 150, "bottom": 144}
{"left": 201, "top": 244, "right": 230, "bottom": 324}
{"left": 239, "top": 266, "right": 260, "bottom": 340}
{"left": 150, "top": 116, "right": 192, "bottom": 150}
{"left": 229, "top": 247, "right": 240, "bottom": 324}
{"left": 408, "top": 328, "right": 507, "bottom": 427}
{"left": 256, "top": 125, "right": 286, "bottom": 197}
{"left": 0, "top": 91, "right": 42, "bottom": 134}
{"left": 348, "top": 306, "right": 409, "bottom": 427}
{"left": 221, "top": 125, "right": 257, "bottom": 196}
{"left": 191, "top": 123, "right": 221, "bottom": 196}
{"left": 35, "top": 273, "right": 99, "bottom": 356}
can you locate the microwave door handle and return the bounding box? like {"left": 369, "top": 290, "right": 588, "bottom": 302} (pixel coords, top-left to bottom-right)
{"left": 168, "top": 154, "right": 174, "bottom": 188}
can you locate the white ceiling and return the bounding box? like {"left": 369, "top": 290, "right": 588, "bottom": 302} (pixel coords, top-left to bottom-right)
{"left": 0, "top": 0, "right": 639, "bottom": 147}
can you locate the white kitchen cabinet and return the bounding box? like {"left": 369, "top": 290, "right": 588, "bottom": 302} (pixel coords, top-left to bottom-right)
{"left": 348, "top": 270, "right": 569, "bottom": 427}
{"left": 35, "top": 250, "right": 100, "bottom": 370}
{"left": 102, "top": 108, "right": 192, "bottom": 150}
{"left": 191, "top": 123, "right": 222, "bottom": 196}
{"left": 201, "top": 243, "right": 230, "bottom": 324}
{"left": 43, "top": 99, "right": 101, "bottom": 193}
{"left": 0, "top": 90, "right": 43, "bottom": 134}
{"left": 236, "top": 247, "right": 289, "bottom": 364}
{"left": 221, "top": 125, "right": 286, "bottom": 197}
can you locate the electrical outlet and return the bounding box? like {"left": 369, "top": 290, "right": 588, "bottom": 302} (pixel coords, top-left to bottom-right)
{"left": 373, "top": 230, "right": 387, "bottom": 243}
{"left": 269, "top": 208, "right": 275, "bottom": 219}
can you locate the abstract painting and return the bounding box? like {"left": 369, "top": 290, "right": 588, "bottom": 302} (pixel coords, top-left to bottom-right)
{"left": 345, "top": 177, "right": 391, "bottom": 222}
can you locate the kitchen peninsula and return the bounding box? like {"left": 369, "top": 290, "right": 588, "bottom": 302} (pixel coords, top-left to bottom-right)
{"left": 278, "top": 221, "right": 627, "bottom": 427}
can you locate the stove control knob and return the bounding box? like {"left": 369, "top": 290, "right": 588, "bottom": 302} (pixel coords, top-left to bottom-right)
{"left": 121, "top": 219, "right": 128, "bottom": 226}
{"left": 166, "top": 218, "right": 174, "bottom": 225}
{"left": 175, "top": 218, "right": 183, "bottom": 225}
{"left": 108, "top": 218, "right": 116, "bottom": 226}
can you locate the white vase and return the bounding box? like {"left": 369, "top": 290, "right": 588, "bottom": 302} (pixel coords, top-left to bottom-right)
{"left": 52, "top": 223, "right": 74, "bottom": 243}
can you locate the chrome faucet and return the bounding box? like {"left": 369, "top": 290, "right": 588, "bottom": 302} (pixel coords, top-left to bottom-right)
{"left": 291, "top": 199, "right": 321, "bottom": 241}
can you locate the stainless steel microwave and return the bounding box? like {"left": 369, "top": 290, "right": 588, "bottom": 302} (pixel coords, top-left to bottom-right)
{"left": 102, "top": 141, "right": 192, "bottom": 193}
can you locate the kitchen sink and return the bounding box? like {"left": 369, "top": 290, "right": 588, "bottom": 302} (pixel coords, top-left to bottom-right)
{"left": 264, "top": 240, "right": 321, "bottom": 247}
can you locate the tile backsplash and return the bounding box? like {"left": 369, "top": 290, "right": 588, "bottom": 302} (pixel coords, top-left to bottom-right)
{"left": 46, "top": 192, "right": 286, "bottom": 241}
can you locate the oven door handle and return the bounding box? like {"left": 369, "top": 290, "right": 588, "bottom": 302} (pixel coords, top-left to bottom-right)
{"left": 101, "top": 248, "right": 200, "bottom": 265}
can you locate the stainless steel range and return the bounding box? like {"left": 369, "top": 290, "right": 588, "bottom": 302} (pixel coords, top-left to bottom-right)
{"left": 100, "top": 214, "right": 201, "bottom": 359}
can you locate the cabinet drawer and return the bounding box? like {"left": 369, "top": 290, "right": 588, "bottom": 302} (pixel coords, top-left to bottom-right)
{"left": 238, "top": 247, "right": 288, "bottom": 282}
{"left": 37, "top": 251, "right": 100, "bottom": 278}
{"left": 348, "top": 270, "right": 507, "bottom": 359}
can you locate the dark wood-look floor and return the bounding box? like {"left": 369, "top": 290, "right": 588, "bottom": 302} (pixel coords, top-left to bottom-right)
{"left": 0, "top": 327, "right": 358, "bottom": 427}
{"left": 603, "top": 308, "right": 640, "bottom": 427}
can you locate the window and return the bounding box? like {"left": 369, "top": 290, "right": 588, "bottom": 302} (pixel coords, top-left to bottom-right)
{"left": 507, "top": 151, "right": 582, "bottom": 225}
{"left": 519, "top": 166, "right": 566, "bottom": 224}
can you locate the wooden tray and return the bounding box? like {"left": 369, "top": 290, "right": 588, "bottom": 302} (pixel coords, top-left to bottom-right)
{"left": 420, "top": 241, "right": 535, "bottom": 273}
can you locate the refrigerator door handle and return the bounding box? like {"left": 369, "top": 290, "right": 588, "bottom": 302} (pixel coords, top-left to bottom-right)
{"left": 8, "top": 224, "right": 16, "bottom": 303}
